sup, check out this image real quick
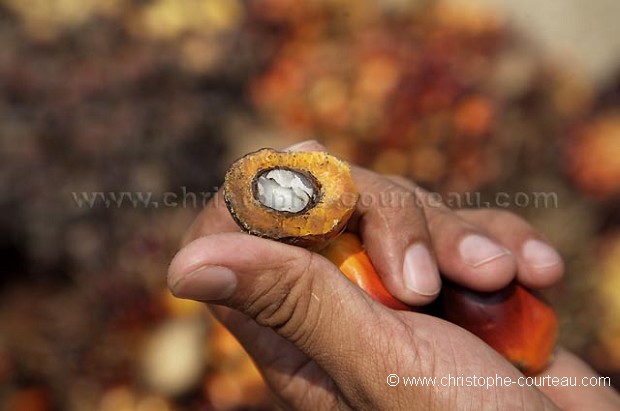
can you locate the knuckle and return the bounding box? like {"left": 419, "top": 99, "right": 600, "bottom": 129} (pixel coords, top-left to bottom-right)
{"left": 424, "top": 205, "right": 453, "bottom": 231}
{"left": 486, "top": 208, "right": 513, "bottom": 220}
{"left": 378, "top": 186, "right": 421, "bottom": 220}
{"left": 486, "top": 208, "right": 527, "bottom": 227}
{"left": 360, "top": 174, "right": 420, "bottom": 212}
{"left": 385, "top": 174, "right": 418, "bottom": 191}
{"left": 459, "top": 208, "right": 529, "bottom": 230}
{"left": 384, "top": 314, "right": 437, "bottom": 373}
{"left": 244, "top": 253, "right": 322, "bottom": 346}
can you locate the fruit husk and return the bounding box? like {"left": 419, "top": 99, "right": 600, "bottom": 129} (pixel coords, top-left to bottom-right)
{"left": 223, "top": 148, "right": 359, "bottom": 250}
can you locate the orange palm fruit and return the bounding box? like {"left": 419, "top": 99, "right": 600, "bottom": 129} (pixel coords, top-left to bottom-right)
{"left": 321, "top": 233, "right": 410, "bottom": 311}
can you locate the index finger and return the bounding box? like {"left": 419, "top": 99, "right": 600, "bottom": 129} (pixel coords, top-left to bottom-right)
{"left": 347, "top": 166, "right": 442, "bottom": 305}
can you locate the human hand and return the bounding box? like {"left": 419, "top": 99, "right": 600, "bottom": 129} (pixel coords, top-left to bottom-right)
{"left": 167, "top": 141, "right": 614, "bottom": 410}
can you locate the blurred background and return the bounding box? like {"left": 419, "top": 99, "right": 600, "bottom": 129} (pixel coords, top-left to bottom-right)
{"left": 0, "top": 0, "right": 618, "bottom": 409}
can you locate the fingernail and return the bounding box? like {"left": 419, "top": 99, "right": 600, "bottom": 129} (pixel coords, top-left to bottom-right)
{"left": 171, "top": 265, "right": 237, "bottom": 301}
{"left": 286, "top": 140, "right": 322, "bottom": 152}
{"left": 459, "top": 234, "right": 510, "bottom": 268}
{"left": 522, "top": 240, "right": 562, "bottom": 269}
{"left": 403, "top": 243, "right": 441, "bottom": 296}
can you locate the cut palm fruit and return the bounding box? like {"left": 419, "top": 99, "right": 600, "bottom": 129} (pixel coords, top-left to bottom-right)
{"left": 223, "top": 148, "right": 359, "bottom": 250}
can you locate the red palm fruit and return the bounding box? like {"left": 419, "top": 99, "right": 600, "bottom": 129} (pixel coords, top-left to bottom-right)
{"left": 441, "top": 282, "right": 558, "bottom": 375}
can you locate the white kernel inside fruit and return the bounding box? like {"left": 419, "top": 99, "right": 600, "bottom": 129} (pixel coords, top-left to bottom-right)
{"left": 256, "top": 169, "right": 315, "bottom": 213}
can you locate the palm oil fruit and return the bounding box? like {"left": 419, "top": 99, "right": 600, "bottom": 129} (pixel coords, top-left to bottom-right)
{"left": 223, "top": 148, "right": 359, "bottom": 250}
{"left": 441, "top": 282, "right": 558, "bottom": 375}
{"left": 321, "top": 233, "right": 410, "bottom": 310}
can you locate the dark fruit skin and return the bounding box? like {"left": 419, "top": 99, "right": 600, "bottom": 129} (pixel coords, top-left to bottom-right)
{"left": 440, "top": 282, "right": 558, "bottom": 375}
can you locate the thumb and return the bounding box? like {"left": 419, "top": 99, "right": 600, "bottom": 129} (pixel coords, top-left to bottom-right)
{"left": 167, "top": 232, "right": 387, "bottom": 378}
